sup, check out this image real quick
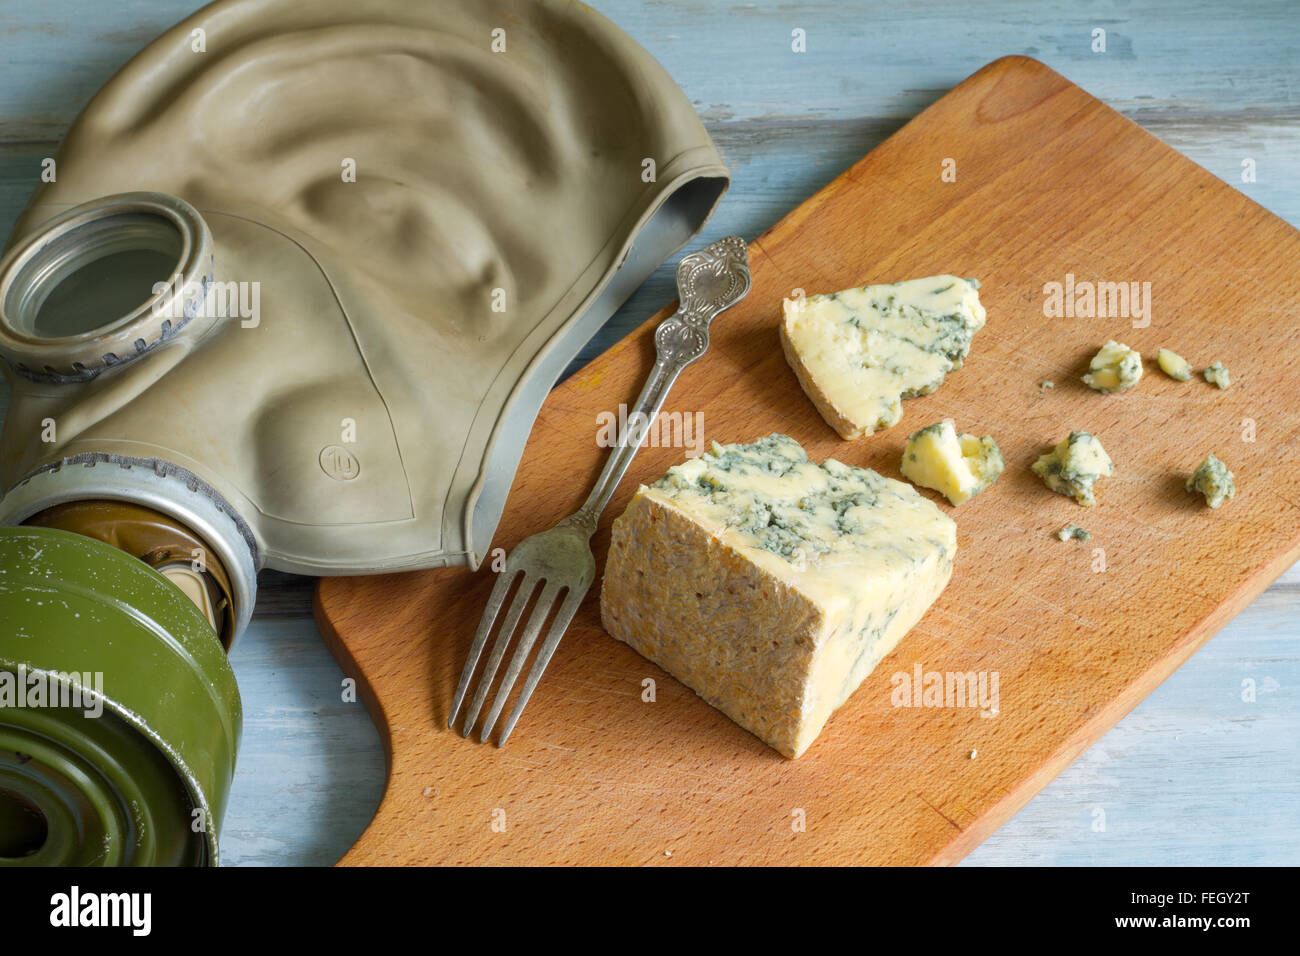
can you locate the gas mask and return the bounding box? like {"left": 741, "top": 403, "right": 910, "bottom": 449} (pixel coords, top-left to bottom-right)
{"left": 0, "top": 0, "right": 726, "bottom": 864}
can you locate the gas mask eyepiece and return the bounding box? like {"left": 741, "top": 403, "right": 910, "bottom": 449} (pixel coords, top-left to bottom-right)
{"left": 0, "top": 193, "right": 213, "bottom": 383}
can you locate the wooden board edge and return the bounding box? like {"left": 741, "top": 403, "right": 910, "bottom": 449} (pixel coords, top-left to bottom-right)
{"left": 310, "top": 586, "right": 396, "bottom": 866}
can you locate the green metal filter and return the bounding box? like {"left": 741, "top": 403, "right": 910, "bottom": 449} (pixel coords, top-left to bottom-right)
{"left": 0, "top": 526, "right": 241, "bottom": 865}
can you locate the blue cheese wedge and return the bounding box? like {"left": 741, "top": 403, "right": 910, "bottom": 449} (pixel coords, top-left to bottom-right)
{"left": 1157, "top": 347, "right": 1192, "bottom": 381}
{"left": 900, "top": 419, "right": 1004, "bottom": 505}
{"left": 780, "top": 276, "right": 986, "bottom": 439}
{"left": 600, "top": 434, "right": 956, "bottom": 758}
{"left": 1031, "top": 431, "right": 1114, "bottom": 506}
{"left": 1186, "top": 453, "right": 1235, "bottom": 508}
{"left": 1083, "top": 340, "right": 1143, "bottom": 393}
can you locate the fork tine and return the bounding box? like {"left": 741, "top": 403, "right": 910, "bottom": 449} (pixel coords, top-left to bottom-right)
{"left": 448, "top": 567, "right": 519, "bottom": 729}
{"left": 497, "top": 586, "right": 587, "bottom": 747}
{"left": 459, "top": 574, "right": 541, "bottom": 737}
{"left": 478, "top": 581, "right": 563, "bottom": 742}
{"left": 451, "top": 570, "right": 533, "bottom": 735}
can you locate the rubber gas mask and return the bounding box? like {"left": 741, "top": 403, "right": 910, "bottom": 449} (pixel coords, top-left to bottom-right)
{"left": 0, "top": 0, "right": 727, "bottom": 864}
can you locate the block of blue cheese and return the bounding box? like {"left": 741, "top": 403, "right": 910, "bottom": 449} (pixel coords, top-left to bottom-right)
{"left": 600, "top": 434, "right": 956, "bottom": 758}
{"left": 780, "top": 276, "right": 986, "bottom": 439}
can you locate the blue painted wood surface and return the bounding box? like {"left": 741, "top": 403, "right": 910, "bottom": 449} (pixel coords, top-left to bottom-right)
{"left": 0, "top": 0, "right": 1295, "bottom": 865}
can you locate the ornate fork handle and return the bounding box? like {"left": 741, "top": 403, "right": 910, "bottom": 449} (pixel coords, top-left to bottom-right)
{"left": 569, "top": 236, "right": 751, "bottom": 530}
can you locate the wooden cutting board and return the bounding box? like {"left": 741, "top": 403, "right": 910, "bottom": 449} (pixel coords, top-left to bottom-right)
{"left": 315, "top": 55, "right": 1300, "bottom": 865}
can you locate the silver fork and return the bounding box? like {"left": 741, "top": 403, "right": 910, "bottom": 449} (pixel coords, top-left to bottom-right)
{"left": 448, "top": 235, "right": 752, "bottom": 746}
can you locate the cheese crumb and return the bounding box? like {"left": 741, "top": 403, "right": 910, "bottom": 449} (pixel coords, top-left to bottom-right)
{"left": 1186, "top": 454, "right": 1236, "bottom": 508}
{"left": 1032, "top": 431, "right": 1114, "bottom": 507}
{"left": 900, "top": 419, "right": 1004, "bottom": 506}
{"left": 1083, "top": 340, "right": 1143, "bottom": 393}
{"left": 1157, "top": 348, "right": 1192, "bottom": 381}
{"left": 1203, "top": 361, "right": 1231, "bottom": 389}
{"left": 1056, "top": 524, "right": 1091, "bottom": 542}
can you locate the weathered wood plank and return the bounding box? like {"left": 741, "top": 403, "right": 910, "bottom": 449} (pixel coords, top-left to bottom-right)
{"left": 221, "top": 616, "right": 384, "bottom": 867}
{"left": 1, "top": 1, "right": 1297, "bottom": 136}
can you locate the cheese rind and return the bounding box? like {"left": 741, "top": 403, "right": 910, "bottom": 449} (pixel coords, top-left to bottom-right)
{"left": 780, "top": 276, "right": 986, "bottom": 439}
{"left": 599, "top": 434, "right": 956, "bottom": 758}
{"left": 1186, "top": 453, "right": 1235, "bottom": 508}
{"left": 1083, "top": 340, "right": 1143, "bottom": 393}
{"left": 900, "top": 419, "right": 1004, "bottom": 506}
{"left": 1032, "top": 431, "right": 1114, "bottom": 506}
